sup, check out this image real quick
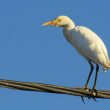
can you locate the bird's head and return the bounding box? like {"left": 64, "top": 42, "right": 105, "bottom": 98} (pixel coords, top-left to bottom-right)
{"left": 42, "top": 16, "right": 75, "bottom": 29}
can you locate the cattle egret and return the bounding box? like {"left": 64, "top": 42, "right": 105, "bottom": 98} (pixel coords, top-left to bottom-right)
{"left": 42, "top": 16, "right": 110, "bottom": 91}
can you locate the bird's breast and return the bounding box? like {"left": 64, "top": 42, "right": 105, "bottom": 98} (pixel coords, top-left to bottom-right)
{"left": 63, "top": 27, "right": 97, "bottom": 59}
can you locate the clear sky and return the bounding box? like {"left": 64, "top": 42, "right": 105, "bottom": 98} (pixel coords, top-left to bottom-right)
{"left": 0, "top": 0, "right": 110, "bottom": 109}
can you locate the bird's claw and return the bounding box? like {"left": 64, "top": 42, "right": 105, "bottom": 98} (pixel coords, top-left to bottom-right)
{"left": 83, "top": 86, "right": 90, "bottom": 92}
{"left": 81, "top": 96, "right": 97, "bottom": 103}
{"left": 91, "top": 89, "right": 97, "bottom": 96}
{"left": 80, "top": 87, "right": 97, "bottom": 103}
{"left": 81, "top": 96, "right": 85, "bottom": 104}
{"left": 84, "top": 87, "right": 97, "bottom": 97}
{"left": 87, "top": 96, "right": 97, "bottom": 101}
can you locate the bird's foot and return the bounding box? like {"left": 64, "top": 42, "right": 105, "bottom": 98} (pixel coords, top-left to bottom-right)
{"left": 83, "top": 86, "right": 97, "bottom": 96}
{"left": 87, "top": 96, "right": 97, "bottom": 102}
{"left": 81, "top": 86, "right": 91, "bottom": 103}
{"left": 83, "top": 86, "right": 90, "bottom": 92}
{"left": 91, "top": 89, "right": 97, "bottom": 96}
{"left": 81, "top": 87, "right": 97, "bottom": 103}
{"left": 88, "top": 89, "right": 97, "bottom": 102}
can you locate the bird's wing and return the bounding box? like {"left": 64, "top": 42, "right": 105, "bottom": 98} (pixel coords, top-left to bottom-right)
{"left": 69, "top": 26, "right": 109, "bottom": 66}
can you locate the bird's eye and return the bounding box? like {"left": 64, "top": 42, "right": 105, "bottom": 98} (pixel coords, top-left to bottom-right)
{"left": 57, "top": 19, "right": 61, "bottom": 22}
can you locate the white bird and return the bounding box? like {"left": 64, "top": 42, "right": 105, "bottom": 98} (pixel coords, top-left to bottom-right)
{"left": 42, "top": 15, "right": 110, "bottom": 91}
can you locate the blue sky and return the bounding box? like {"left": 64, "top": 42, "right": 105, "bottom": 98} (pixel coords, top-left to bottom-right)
{"left": 0, "top": 0, "right": 110, "bottom": 109}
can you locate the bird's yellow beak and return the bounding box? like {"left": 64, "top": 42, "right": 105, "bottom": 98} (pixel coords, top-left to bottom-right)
{"left": 42, "top": 19, "right": 60, "bottom": 26}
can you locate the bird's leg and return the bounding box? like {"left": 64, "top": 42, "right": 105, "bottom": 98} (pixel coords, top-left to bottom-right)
{"left": 84, "top": 61, "right": 94, "bottom": 91}
{"left": 91, "top": 64, "right": 99, "bottom": 96}
{"left": 81, "top": 61, "right": 94, "bottom": 102}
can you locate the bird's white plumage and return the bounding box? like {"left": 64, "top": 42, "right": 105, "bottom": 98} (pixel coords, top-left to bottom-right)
{"left": 64, "top": 26, "right": 110, "bottom": 69}
{"left": 43, "top": 16, "right": 110, "bottom": 70}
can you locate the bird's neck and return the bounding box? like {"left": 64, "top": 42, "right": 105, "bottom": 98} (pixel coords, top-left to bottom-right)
{"left": 64, "top": 21, "right": 75, "bottom": 30}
